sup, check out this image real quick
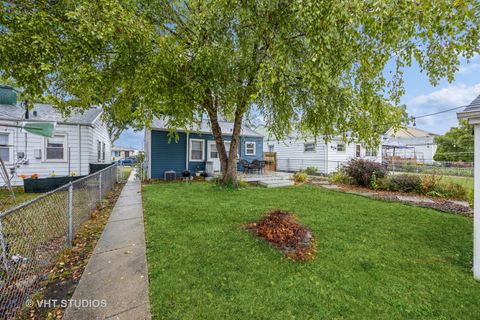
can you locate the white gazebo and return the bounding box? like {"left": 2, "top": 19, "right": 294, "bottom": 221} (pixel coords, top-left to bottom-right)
{"left": 457, "top": 94, "right": 480, "bottom": 280}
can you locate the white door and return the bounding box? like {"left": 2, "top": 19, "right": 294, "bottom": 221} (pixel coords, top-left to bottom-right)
{"left": 207, "top": 141, "right": 231, "bottom": 172}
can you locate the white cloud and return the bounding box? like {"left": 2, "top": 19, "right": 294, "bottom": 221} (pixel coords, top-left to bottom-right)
{"left": 115, "top": 128, "right": 144, "bottom": 150}
{"left": 458, "top": 63, "right": 480, "bottom": 74}
{"left": 406, "top": 83, "right": 480, "bottom": 134}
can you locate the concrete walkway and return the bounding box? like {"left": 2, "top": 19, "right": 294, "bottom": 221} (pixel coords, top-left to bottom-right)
{"left": 64, "top": 170, "right": 151, "bottom": 320}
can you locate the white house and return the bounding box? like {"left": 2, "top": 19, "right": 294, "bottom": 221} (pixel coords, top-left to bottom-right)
{"left": 0, "top": 87, "right": 112, "bottom": 186}
{"left": 112, "top": 146, "right": 139, "bottom": 161}
{"left": 382, "top": 126, "right": 438, "bottom": 164}
{"left": 259, "top": 128, "right": 382, "bottom": 174}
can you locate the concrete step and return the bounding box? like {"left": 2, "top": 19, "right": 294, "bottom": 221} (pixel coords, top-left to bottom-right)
{"left": 243, "top": 175, "right": 291, "bottom": 182}
{"left": 258, "top": 180, "right": 295, "bottom": 188}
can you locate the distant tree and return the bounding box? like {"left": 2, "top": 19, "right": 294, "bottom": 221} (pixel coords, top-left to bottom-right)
{"left": 434, "top": 121, "right": 474, "bottom": 162}
{"left": 1, "top": 1, "right": 479, "bottom": 183}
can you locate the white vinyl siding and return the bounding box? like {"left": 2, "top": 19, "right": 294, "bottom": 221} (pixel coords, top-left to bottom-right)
{"left": 0, "top": 113, "right": 112, "bottom": 186}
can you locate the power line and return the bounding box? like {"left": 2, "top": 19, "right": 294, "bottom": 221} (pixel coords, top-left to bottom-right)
{"left": 413, "top": 105, "right": 467, "bottom": 119}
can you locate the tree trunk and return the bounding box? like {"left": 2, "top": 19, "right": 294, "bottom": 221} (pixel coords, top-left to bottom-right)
{"left": 223, "top": 106, "right": 244, "bottom": 183}
{"left": 205, "top": 101, "right": 245, "bottom": 184}
{"left": 205, "top": 94, "right": 229, "bottom": 178}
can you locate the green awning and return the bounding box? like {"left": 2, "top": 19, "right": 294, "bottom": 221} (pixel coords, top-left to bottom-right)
{"left": 21, "top": 122, "right": 56, "bottom": 137}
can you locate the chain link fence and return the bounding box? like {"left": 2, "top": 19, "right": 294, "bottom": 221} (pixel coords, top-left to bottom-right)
{"left": 0, "top": 164, "right": 118, "bottom": 319}
{"left": 275, "top": 158, "right": 474, "bottom": 178}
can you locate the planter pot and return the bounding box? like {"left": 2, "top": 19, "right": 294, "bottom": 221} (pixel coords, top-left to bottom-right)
{"left": 23, "top": 176, "right": 85, "bottom": 193}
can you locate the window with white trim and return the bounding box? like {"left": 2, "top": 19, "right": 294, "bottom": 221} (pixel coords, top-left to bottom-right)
{"left": 304, "top": 142, "right": 315, "bottom": 152}
{"left": 190, "top": 139, "right": 204, "bottom": 161}
{"left": 268, "top": 145, "right": 274, "bottom": 152}
{"left": 337, "top": 143, "right": 345, "bottom": 153}
{"left": 102, "top": 142, "right": 106, "bottom": 161}
{"left": 245, "top": 141, "right": 256, "bottom": 156}
{"left": 97, "top": 141, "right": 102, "bottom": 161}
{"left": 45, "top": 135, "right": 67, "bottom": 161}
{"left": 366, "top": 148, "right": 377, "bottom": 157}
{"left": 0, "top": 133, "right": 10, "bottom": 162}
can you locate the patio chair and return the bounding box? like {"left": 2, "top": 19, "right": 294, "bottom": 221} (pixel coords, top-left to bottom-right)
{"left": 239, "top": 159, "right": 253, "bottom": 173}
{"left": 251, "top": 160, "right": 266, "bottom": 174}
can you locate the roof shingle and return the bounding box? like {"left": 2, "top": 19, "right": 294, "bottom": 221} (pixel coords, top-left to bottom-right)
{"left": 0, "top": 103, "right": 101, "bottom": 125}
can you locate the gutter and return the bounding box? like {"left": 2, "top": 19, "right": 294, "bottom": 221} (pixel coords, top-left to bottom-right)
{"left": 0, "top": 117, "right": 94, "bottom": 128}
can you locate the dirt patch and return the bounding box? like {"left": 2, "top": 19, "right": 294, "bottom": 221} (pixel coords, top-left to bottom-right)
{"left": 245, "top": 210, "right": 316, "bottom": 261}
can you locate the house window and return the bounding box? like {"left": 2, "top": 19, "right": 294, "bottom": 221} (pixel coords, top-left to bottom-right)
{"left": 268, "top": 145, "right": 274, "bottom": 152}
{"left": 102, "top": 142, "right": 106, "bottom": 161}
{"left": 304, "top": 142, "right": 315, "bottom": 152}
{"left": 0, "top": 133, "right": 10, "bottom": 162}
{"left": 97, "top": 141, "right": 102, "bottom": 161}
{"left": 245, "top": 141, "right": 256, "bottom": 156}
{"left": 366, "top": 148, "right": 377, "bottom": 157}
{"left": 355, "top": 144, "right": 361, "bottom": 157}
{"left": 337, "top": 143, "right": 345, "bottom": 153}
{"left": 189, "top": 139, "right": 204, "bottom": 161}
{"left": 45, "top": 135, "right": 66, "bottom": 161}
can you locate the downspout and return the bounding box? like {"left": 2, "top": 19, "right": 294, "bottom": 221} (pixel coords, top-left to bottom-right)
{"left": 78, "top": 124, "right": 82, "bottom": 175}
{"left": 325, "top": 142, "right": 329, "bottom": 174}
{"left": 185, "top": 132, "right": 189, "bottom": 170}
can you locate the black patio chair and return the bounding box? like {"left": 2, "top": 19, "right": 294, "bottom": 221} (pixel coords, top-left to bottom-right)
{"left": 251, "top": 160, "right": 266, "bottom": 174}
{"left": 239, "top": 159, "right": 253, "bottom": 173}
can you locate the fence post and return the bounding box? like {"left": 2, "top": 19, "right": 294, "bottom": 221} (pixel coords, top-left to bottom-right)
{"left": 99, "top": 172, "right": 103, "bottom": 200}
{"left": 67, "top": 182, "right": 73, "bottom": 247}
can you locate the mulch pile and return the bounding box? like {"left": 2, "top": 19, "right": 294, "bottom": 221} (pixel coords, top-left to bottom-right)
{"left": 246, "top": 210, "right": 316, "bottom": 261}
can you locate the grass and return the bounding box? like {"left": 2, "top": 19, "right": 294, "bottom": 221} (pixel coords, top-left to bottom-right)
{"left": 437, "top": 175, "right": 473, "bottom": 194}
{"left": 119, "top": 166, "right": 132, "bottom": 180}
{"left": 143, "top": 183, "right": 480, "bottom": 319}
{"left": 0, "top": 187, "right": 39, "bottom": 211}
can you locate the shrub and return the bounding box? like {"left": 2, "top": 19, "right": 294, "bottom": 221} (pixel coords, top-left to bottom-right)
{"left": 434, "top": 181, "right": 467, "bottom": 200}
{"left": 376, "top": 177, "right": 391, "bottom": 190}
{"left": 468, "top": 190, "right": 474, "bottom": 208}
{"left": 420, "top": 173, "right": 441, "bottom": 194}
{"left": 343, "top": 159, "right": 387, "bottom": 187}
{"left": 388, "top": 174, "right": 422, "bottom": 193}
{"left": 329, "top": 169, "right": 353, "bottom": 185}
{"left": 305, "top": 166, "right": 318, "bottom": 175}
{"left": 293, "top": 171, "right": 308, "bottom": 183}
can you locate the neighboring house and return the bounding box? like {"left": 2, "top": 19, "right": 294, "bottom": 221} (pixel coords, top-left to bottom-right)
{"left": 0, "top": 86, "right": 112, "bottom": 186}
{"left": 383, "top": 126, "right": 438, "bottom": 163}
{"left": 258, "top": 127, "right": 382, "bottom": 174}
{"left": 144, "top": 118, "right": 263, "bottom": 179}
{"left": 112, "top": 146, "right": 139, "bottom": 160}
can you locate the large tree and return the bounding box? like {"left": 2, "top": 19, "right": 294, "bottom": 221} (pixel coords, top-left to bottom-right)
{"left": 1, "top": 1, "right": 479, "bottom": 182}
{"left": 434, "top": 120, "right": 474, "bottom": 162}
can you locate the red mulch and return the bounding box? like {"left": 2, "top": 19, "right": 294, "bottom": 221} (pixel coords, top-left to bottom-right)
{"left": 245, "top": 210, "right": 316, "bottom": 261}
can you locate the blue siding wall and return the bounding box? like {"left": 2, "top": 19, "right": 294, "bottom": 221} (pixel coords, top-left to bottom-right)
{"left": 150, "top": 130, "right": 263, "bottom": 179}
{"left": 150, "top": 130, "right": 187, "bottom": 179}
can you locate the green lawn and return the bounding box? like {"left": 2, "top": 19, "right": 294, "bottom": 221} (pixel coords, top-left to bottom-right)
{"left": 0, "top": 187, "right": 39, "bottom": 210}
{"left": 143, "top": 183, "right": 480, "bottom": 319}
{"left": 438, "top": 175, "right": 473, "bottom": 195}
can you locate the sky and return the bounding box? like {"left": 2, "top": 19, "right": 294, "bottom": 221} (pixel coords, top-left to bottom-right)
{"left": 115, "top": 55, "right": 480, "bottom": 150}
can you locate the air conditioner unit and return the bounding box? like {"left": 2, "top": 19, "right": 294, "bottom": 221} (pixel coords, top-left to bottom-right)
{"left": 164, "top": 170, "right": 176, "bottom": 181}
